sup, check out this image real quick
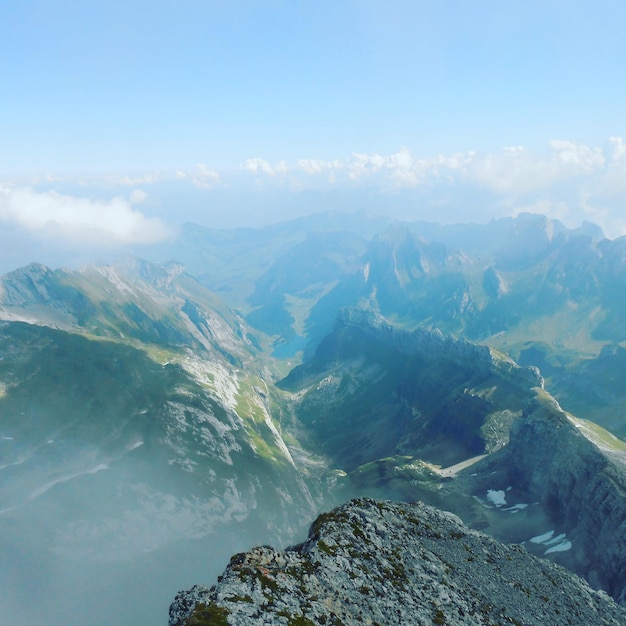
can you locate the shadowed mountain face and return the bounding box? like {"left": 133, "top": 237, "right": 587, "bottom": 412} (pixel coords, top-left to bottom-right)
{"left": 279, "top": 309, "right": 543, "bottom": 470}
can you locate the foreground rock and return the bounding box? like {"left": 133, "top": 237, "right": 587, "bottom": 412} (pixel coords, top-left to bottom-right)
{"left": 169, "top": 498, "right": 626, "bottom": 626}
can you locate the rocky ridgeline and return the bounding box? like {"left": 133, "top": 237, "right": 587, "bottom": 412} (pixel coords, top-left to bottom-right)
{"left": 169, "top": 498, "right": 625, "bottom": 626}
{"left": 339, "top": 308, "right": 544, "bottom": 391}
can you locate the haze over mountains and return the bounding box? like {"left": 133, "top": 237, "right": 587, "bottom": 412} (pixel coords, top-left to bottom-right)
{"left": 1, "top": 212, "right": 626, "bottom": 625}
{"left": 147, "top": 211, "right": 626, "bottom": 435}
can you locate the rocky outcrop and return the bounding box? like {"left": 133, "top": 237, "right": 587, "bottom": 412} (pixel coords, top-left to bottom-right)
{"left": 169, "top": 498, "right": 626, "bottom": 626}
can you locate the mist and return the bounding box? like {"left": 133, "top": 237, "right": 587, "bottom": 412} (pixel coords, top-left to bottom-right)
{"left": 0, "top": 440, "right": 324, "bottom": 626}
{"left": 0, "top": 505, "right": 298, "bottom": 625}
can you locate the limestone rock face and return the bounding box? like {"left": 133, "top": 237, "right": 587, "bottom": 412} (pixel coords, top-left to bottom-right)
{"left": 504, "top": 394, "right": 626, "bottom": 603}
{"left": 169, "top": 498, "right": 626, "bottom": 626}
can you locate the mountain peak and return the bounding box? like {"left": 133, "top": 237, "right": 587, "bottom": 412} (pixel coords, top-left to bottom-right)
{"left": 170, "top": 498, "right": 626, "bottom": 626}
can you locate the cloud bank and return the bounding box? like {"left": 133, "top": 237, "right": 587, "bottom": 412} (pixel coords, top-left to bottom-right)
{"left": 4, "top": 137, "right": 626, "bottom": 240}
{"left": 238, "top": 139, "right": 616, "bottom": 192}
{"left": 0, "top": 187, "right": 171, "bottom": 245}
{"left": 234, "top": 138, "right": 626, "bottom": 237}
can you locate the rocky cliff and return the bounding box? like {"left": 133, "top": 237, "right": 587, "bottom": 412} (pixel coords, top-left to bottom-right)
{"left": 169, "top": 498, "right": 626, "bottom": 626}
{"left": 501, "top": 391, "right": 626, "bottom": 603}
{"left": 337, "top": 308, "right": 544, "bottom": 391}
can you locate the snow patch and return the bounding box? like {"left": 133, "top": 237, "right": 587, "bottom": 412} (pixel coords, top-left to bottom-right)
{"left": 486, "top": 489, "right": 507, "bottom": 507}
{"left": 530, "top": 530, "right": 555, "bottom": 544}
{"left": 544, "top": 533, "right": 567, "bottom": 545}
{"left": 502, "top": 503, "right": 528, "bottom": 514}
{"left": 545, "top": 541, "right": 572, "bottom": 555}
{"left": 530, "top": 529, "right": 573, "bottom": 554}
{"left": 0, "top": 506, "right": 17, "bottom": 516}
{"left": 0, "top": 457, "right": 27, "bottom": 471}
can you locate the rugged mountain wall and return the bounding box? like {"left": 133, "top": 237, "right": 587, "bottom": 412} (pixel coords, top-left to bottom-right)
{"left": 502, "top": 393, "right": 626, "bottom": 602}
{"left": 280, "top": 310, "right": 544, "bottom": 469}
{"left": 339, "top": 308, "right": 543, "bottom": 391}
{"left": 169, "top": 498, "right": 626, "bottom": 626}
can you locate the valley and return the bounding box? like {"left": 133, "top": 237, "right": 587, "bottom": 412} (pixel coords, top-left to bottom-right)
{"left": 1, "top": 212, "right": 626, "bottom": 624}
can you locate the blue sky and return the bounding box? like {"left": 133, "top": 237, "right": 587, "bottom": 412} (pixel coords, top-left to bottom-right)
{"left": 2, "top": 0, "right": 626, "bottom": 259}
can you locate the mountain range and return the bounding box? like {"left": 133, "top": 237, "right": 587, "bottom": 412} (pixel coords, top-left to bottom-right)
{"left": 145, "top": 212, "right": 626, "bottom": 435}
{"left": 1, "top": 211, "right": 625, "bottom": 625}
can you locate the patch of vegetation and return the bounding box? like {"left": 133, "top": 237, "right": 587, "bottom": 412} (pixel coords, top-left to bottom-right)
{"left": 433, "top": 608, "right": 446, "bottom": 625}
{"left": 296, "top": 559, "right": 317, "bottom": 576}
{"left": 185, "top": 603, "right": 230, "bottom": 626}
{"left": 350, "top": 523, "right": 366, "bottom": 541}
{"left": 225, "top": 594, "right": 254, "bottom": 604}
{"left": 533, "top": 387, "right": 562, "bottom": 411}
{"left": 566, "top": 414, "right": 626, "bottom": 451}
{"left": 316, "top": 540, "right": 337, "bottom": 556}
{"left": 256, "top": 571, "right": 280, "bottom": 593}
{"left": 310, "top": 510, "right": 349, "bottom": 536}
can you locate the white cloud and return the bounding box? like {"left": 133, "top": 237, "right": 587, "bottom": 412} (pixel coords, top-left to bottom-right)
{"left": 241, "top": 157, "right": 289, "bottom": 177}
{"left": 191, "top": 163, "right": 220, "bottom": 188}
{"left": 464, "top": 141, "right": 607, "bottom": 195}
{"left": 347, "top": 149, "right": 420, "bottom": 185}
{"left": 548, "top": 139, "right": 605, "bottom": 170}
{"left": 129, "top": 189, "right": 148, "bottom": 204}
{"left": 282, "top": 141, "right": 613, "bottom": 196}
{"left": 0, "top": 187, "right": 171, "bottom": 245}
{"left": 348, "top": 151, "right": 386, "bottom": 179}
{"left": 466, "top": 147, "right": 557, "bottom": 194}
{"left": 103, "top": 173, "right": 162, "bottom": 186}
{"left": 609, "top": 136, "right": 626, "bottom": 163}
{"left": 231, "top": 138, "right": 626, "bottom": 238}
{"left": 296, "top": 158, "right": 332, "bottom": 175}
{"left": 242, "top": 157, "right": 272, "bottom": 175}
{"left": 10, "top": 137, "right": 626, "bottom": 241}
